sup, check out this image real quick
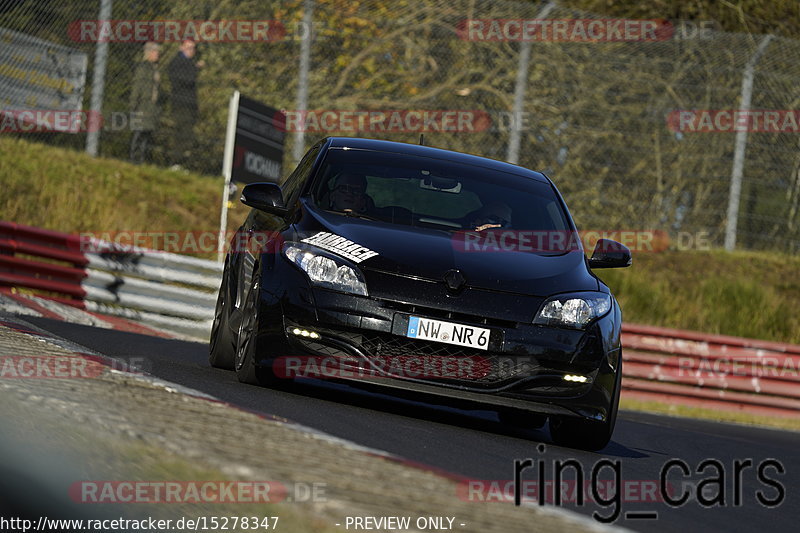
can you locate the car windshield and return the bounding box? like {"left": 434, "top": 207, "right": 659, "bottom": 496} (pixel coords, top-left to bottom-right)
{"left": 310, "top": 148, "right": 571, "bottom": 235}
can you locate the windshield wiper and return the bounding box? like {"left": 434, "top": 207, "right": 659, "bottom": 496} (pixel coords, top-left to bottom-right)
{"left": 336, "top": 209, "right": 380, "bottom": 222}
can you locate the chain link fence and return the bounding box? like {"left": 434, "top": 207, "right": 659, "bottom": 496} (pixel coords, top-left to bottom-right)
{"left": 2, "top": 0, "right": 800, "bottom": 252}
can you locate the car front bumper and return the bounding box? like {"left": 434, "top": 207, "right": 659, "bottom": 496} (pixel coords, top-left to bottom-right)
{"left": 253, "top": 258, "right": 622, "bottom": 422}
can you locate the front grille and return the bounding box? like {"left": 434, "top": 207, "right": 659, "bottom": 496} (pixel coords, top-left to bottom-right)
{"left": 291, "top": 325, "right": 582, "bottom": 393}
{"left": 378, "top": 300, "right": 518, "bottom": 329}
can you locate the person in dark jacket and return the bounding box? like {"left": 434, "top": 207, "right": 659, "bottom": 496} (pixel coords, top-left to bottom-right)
{"left": 168, "top": 39, "right": 202, "bottom": 167}
{"left": 129, "top": 41, "right": 160, "bottom": 164}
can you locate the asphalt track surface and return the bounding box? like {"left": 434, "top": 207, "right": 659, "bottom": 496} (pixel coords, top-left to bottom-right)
{"left": 20, "top": 317, "right": 800, "bottom": 533}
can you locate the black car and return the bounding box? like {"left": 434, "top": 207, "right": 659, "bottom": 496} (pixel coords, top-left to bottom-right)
{"left": 210, "top": 137, "right": 631, "bottom": 451}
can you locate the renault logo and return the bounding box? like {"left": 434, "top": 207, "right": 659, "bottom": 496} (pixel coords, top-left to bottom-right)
{"left": 443, "top": 269, "right": 466, "bottom": 292}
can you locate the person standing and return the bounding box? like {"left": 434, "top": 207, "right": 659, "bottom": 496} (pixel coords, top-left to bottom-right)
{"left": 129, "top": 41, "right": 160, "bottom": 164}
{"left": 168, "top": 39, "right": 202, "bottom": 168}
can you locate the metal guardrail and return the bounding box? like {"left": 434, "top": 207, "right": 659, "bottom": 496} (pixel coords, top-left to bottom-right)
{"left": 0, "top": 221, "right": 220, "bottom": 338}
{"left": 2, "top": 221, "right": 798, "bottom": 419}
{"left": 620, "top": 324, "right": 800, "bottom": 418}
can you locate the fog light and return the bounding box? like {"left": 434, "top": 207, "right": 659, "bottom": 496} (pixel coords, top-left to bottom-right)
{"left": 289, "top": 327, "right": 320, "bottom": 340}
{"left": 563, "top": 374, "right": 588, "bottom": 383}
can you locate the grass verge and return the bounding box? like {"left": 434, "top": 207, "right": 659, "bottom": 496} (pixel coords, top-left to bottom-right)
{"left": 597, "top": 249, "right": 800, "bottom": 344}
{"left": 0, "top": 136, "right": 250, "bottom": 240}
{"left": 620, "top": 398, "right": 800, "bottom": 432}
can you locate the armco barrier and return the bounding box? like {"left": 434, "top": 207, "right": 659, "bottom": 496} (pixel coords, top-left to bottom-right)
{"left": 620, "top": 324, "right": 800, "bottom": 418}
{"left": 2, "top": 221, "right": 798, "bottom": 419}
{"left": 0, "top": 221, "right": 221, "bottom": 339}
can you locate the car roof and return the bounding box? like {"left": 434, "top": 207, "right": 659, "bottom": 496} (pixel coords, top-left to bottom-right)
{"left": 325, "top": 137, "right": 550, "bottom": 184}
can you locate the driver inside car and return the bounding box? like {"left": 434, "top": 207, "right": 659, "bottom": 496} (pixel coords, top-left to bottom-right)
{"left": 329, "top": 172, "right": 374, "bottom": 214}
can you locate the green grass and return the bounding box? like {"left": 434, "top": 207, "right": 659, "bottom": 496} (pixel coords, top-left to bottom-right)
{"left": 0, "top": 136, "right": 249, "bottom": 237}
{"left": 620, "top": 398, "right": 800, "bottom": 432}
{"left": 3, "top": 136, "right": 800, "bottom": 344}
{"left": 597, "top": 249, "right": 800, "bottom": 344}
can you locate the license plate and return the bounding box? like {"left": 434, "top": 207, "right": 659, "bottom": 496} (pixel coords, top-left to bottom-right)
{"left": 406, "top": 316, "right": 490, "bottom": 351}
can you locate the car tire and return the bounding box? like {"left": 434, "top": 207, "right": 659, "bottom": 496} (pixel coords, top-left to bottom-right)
{"left": 234, "top": 265, "right": 266, "bottom": 385}
{"left": 209, "top": 261, "right": 235, "bottom": 370}
{"left": 549, "top": 358, "right": 622, "bottom": 451}
{"left": 233, "top": 265, "right": 284, "bottom": 387}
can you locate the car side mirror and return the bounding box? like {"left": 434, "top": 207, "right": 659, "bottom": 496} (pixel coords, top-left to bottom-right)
{"left": 588, "top": 239, "right": 632, "bottom": 269}
{"left": 240, "top": 182, "right": 288, "bottom": 217}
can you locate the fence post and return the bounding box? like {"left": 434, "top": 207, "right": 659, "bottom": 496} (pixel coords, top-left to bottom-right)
{"left": 724, "top": 35, "right": 774, "bottom": 251}
{"left": 506, "top": 2, "right": 555, "bottom": 164}
{"left": 218, "top": 90, "right": 240, "bottom": 263}
{"left": 293, "top": 0, "right": 315, "bottom": 164}
{"left": 85, "top": 0, "right": 113, "bottom": 157}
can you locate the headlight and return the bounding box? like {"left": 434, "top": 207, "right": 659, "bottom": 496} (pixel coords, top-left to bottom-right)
{"left": 534, "top": 292, "right": 611, "bottom": 329}
{"left": 283, "top": 243, "right": 368, "bottom": 296}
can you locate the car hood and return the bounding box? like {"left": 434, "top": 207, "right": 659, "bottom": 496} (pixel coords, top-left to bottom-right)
{"left": 294, "top": 204, "right": 599, "bottom": 297}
